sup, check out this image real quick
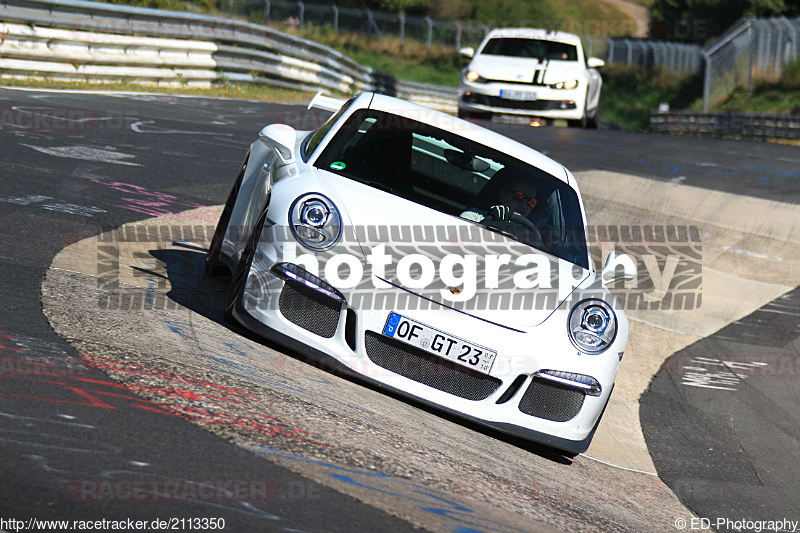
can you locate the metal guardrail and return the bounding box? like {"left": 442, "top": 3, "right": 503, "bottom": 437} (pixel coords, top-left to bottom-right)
{"left": 605, "top": 39, "right": 702, "bottom": 75}
{"left": 0, "top": 0, "right": 458, "bottom": 112}
{"left": 702, "top": 17, "right": 800, "bottom": 111}
{"left": 650, "top": 110, "right": 800, "bottom": 139}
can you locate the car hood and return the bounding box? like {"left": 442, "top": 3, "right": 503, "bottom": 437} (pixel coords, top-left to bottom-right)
{"left": 469, "top": 56, "right": 583, "bottom": 85}
{"left": 326, "top": 174, "right": 590, "bottom": 330}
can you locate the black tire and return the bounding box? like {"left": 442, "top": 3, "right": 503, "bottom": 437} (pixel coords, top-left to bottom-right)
{"left": 586, "top": 98, "right": 601, "bottom": 129}
{"left": 567, "top": 91, "right": 590, "bottom": 128}
{"left": 567, "top": 115, "right": 587, "bottom": 128}
{"left": 223, "top": 196, "right": 270, "bottom": 324}
{"left": 458, "top": 109, "right": 492, "bottom": 122}
{"left": 206, "top": 151, "right": 250, "bottom": 278}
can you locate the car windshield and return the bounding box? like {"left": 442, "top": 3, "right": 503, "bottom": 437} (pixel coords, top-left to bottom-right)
{"left": 480, "top": 38, "right": 578, "bottom": 61}
{"left": 313, "top": 109, "right": 589, "bottom": 269}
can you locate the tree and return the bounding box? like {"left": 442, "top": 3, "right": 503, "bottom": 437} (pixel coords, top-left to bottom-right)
{"left": 650, "top": 0, "right": 800, "bottom": 43}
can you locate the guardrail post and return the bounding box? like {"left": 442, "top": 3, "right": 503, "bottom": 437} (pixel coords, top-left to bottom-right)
{"left": 399, "top": 12, "right": 405, "bottom": 43}
{"left": 624, "top": 39, "right": 633, "bottom": 65}
{"left": 365, "top": 9, "right": 382, "bottom": 37}
{"left": 702, "top": 50, "right": 711, "bottom": 112}
{"left": 332, "top": 5, "right": 338, "bottom": 31}
{"left": 455, "top": 21, "right": 462, "bottom": 50}
{"left": 666, "top": 42, "right": 677, "bottom": 72}
{"left": 297, "top": 1, "right": 304, "bottom": 26}
{"left": 783, "top": 16, "right": 798, "bottom": 62}
{"left": 770, "top": 19, "right": 782, "bottom": 78}
{"left": 264, "top": 0, "right": 270, "bottom": 23}
{"left": 425, "top": 16, "right": 432, "bottom": 48}
{"left": 228, "top": 0, "right": 233, "bottom": 18}
{"left": 652, "top": 42, "right": 662, "bottom": 69}
{"left": 608, "top": 40, "right": 614, "bottom": 64}
{"left": 680, "top": 45, "right": 688, "bottom": 73}
{"left": 748, "top": 24, "right": 754, "bottom": 90}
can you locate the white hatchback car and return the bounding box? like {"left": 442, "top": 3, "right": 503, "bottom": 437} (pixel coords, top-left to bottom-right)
{"left": 458, "top": 28, "right": 604, "bottom": 127}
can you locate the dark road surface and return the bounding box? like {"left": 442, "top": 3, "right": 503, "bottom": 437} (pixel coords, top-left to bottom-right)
{"left": 1, "top": 86, "right": 798, "bottom": 531}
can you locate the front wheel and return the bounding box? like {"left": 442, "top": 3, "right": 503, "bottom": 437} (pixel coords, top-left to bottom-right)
{"left": 206, "top": 152, "right": 249, "bottom": 277}
{"left": 586, "top": 98, "right": 601, "bottom": 129}
{"left": 223, "top": 198, "right": 270, "bottom": 323}
{"left": 567, "top": 91, "right": 590, "bottom": 128}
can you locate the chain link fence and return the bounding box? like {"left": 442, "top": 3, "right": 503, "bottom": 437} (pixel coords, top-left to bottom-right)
{"left": 703, "top": 17, "right": 800, "bottom": 110}
{"left": 227, "top": 0, "right": 704, "bottom": 74}
{"left": 245, "top": 0, "right": 490, "bottom": 49}
{"left": 602, "top": 39, "right": 702, "bottom": 74}
{"left": 216, "top": 0, "right": 798, "bottom": 110}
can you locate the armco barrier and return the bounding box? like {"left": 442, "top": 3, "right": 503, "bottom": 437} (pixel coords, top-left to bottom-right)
{"left": 650, "top": 110, "right": 800, "bottom": 139}
{"left": 0, "top": 22, "right": 219, "bottom": 86}
{"left": 0, "top": 0, "right": 458, "bottom": 111}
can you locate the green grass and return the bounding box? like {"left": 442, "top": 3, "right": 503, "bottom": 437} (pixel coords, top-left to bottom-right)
{"left": 282, "top": 25, "right": 464, "bottom": 88}
{"left": 600, "top": 64, "right": 703, "bottom": 130}
{"left": 0, "top": 77, "right": 313, "bottom": 103}
{"left": 715, "top": 60, "right": 800, "bottom": 113}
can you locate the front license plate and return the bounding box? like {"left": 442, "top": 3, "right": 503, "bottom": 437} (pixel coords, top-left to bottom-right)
{"left": 382, "top": 312, "right": 497, "bottom": 375}
{"left": 499, "top": 89, "right": 537, "bottom": 101}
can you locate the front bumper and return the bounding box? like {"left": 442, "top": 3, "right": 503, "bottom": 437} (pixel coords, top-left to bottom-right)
{"left": 233, "top": 235, "right": 619, "bottom": 453}
{"left": 459, "top": 81, "right": 585, "bottom": 121}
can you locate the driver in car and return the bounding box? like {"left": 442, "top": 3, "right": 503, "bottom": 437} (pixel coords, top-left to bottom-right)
{"left": 460, "top": 172, "right": 544, "bottom": 246}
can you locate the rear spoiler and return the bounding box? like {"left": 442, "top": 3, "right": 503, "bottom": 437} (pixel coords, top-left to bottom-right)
{"left": 307, "top": 90, "right": 346, "bottom": 113}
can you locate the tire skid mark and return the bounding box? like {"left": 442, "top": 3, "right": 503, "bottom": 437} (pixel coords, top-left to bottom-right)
{"left": 0, "top": 331, "right": 298, "bottom": 524}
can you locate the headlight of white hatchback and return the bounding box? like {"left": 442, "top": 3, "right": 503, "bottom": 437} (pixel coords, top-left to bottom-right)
{"left": 568, "top": 299, "right": 617, "bottom": 354}
{"left": 464, "top": 70, "right": 488, "bottom": 83}
{"left": 289, "top": 193, "right": 342, "bottom": 251}
{"left": 548, "top": 79, "right": 579, "bottom": 90}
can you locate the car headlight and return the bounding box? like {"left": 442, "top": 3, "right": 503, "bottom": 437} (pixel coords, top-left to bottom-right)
{"left": 289, "top": 193, "right": 342, "bottom": 251}
{"left": 464, "top": 70, "right": 487, "bottom": 83}
{"left": 548, "top": 79, "right": 579, "bottom": 90}
{"left": 568, "top": 299, "right": 617, "bottom": 354}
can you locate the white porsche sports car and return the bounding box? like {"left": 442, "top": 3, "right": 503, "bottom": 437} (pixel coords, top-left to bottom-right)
{"left": 458, "top": 28, "right": 604, "bottom": 127}
{"left": 207, "top": 91, "right": 632, "bottom": 454}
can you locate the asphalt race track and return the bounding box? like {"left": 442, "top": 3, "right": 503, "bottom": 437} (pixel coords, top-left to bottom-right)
{"left": 1, "top": 87, "right": 798, "bottom": 532}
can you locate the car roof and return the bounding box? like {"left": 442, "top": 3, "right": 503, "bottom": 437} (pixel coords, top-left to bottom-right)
{"left": 484, "top": 28, "right": 582, "bottom": 45}
{"left": 362, "top": 92, "right": 572, "bottom": 186}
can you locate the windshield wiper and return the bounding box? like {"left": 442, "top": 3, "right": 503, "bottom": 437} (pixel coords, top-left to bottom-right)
{"left": 351, "top": 178, "right": 401, "bottom": 195}
{"left": 474, "top": 220, "right": 521, "bottom": 243}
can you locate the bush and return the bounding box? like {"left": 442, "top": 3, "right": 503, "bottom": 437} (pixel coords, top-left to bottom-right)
{"left": 601, "top": 64, "right": 703, "bottom": 131}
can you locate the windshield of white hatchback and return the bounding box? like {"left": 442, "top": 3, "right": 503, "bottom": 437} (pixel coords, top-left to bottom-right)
{"left": 480, "top": 38, "right": 578, "bottom": 61}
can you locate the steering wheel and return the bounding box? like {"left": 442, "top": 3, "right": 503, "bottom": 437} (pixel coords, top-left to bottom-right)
{"left": 510, "top": 213, "right": 544, "bottom": 248}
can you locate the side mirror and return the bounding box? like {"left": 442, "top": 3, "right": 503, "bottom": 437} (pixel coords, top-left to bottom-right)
{"left": 459, "top": 47, "right": 475, "bottom": 59}
{"left": 259, "top": 124, "right": 296, "bottom": 165}
{"left": 587, "top": 57, "right": 605, "bottom": 69}
{"left": 601, "top": 250, "right": 637, "bottom": 286}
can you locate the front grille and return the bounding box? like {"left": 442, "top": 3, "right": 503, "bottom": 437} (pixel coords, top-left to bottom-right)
{"left": 462, "top": 94, "right": 576, "bottom": 111}
{"left": 483, "top": 78, "right": 545, "bottom": 86}
{"left": 364, "top": 331, "right": 501, "bottom": 401}
{"left": 518, "top": 378, "right": 585, "bottom": 422}
{"left": 278, "top": 281, "right": 341, "bottom": 338}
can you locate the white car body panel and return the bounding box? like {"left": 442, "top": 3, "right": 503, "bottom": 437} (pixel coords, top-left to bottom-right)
{"left": 208, "top": 92, "right": 628, "bottom": 454}
{"left": 458, "top": 28, "right": 603, "bottom": 124}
